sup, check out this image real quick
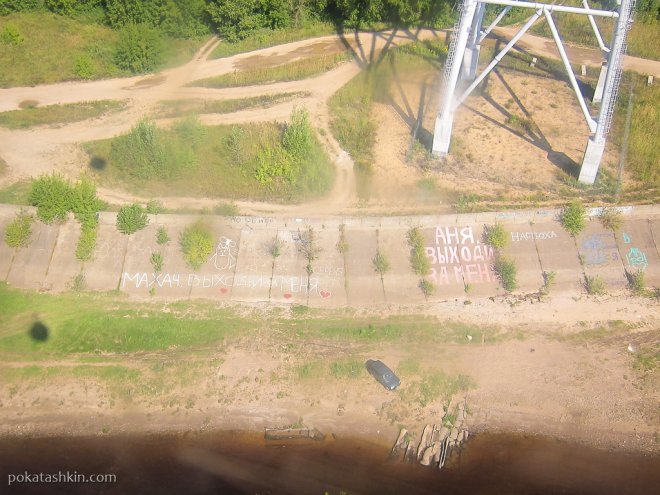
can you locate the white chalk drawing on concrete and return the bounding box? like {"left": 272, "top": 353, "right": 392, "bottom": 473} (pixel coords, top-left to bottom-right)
{"left": 511, "top": 231, "right": 557, "bottom": 242}
{"left": 120, "top": 272, "right": 332, "bottom": 298}
{"left": 210, "top": 236, "right": 236, "bottom": 271}
{"left": 425, "top": 226, "right": 495, "bottom": 285}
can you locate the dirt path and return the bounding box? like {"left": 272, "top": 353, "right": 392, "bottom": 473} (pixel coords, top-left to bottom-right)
{"left": 0, "top": 27, "right": 658, "bottom": 216}
{"left": 0, "top": 29, "right": 448, "bottom": 215}
{"left": 494, "top": 25, "right": 660, "bottom": 77}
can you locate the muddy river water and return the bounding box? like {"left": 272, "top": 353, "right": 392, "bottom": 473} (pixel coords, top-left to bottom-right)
{"left": 1, "top": 430, "right": 658, "bottom": 494}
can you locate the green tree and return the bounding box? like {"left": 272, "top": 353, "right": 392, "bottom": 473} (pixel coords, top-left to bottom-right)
{"left": 114, "top": 24, "right": 163, "bottom": 74}
{"left": 206, "top": 0, "right": 291, "bottom": 42}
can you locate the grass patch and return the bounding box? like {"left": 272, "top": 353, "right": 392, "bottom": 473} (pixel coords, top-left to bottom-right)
{"left": 0, "top": 12, "right": 205, "bottom": 88}
{"left": 329, "top": 358, "right": 363, "bottom": 379}
{"left": 483, "top": 224, "right": 508, "bottom": 249}
{"left": 87, "top": 112, "right": 334, "bottom": 202}
{"left": 560, "top": 200, "right": 587, "bottom": 236}
{"left": 155, "top": 93, "right": 309, "bottom": 117}
{"left": 400, "top": 370, "right": 473, "bottom": 407}
{"left": 191, "top": 52, "right": 349, "bottom": 88}
{"left": 0, "top": 180, "right": 30, "bottom": 205}
{"left": 633, "top": 347, "right": 659, "bottom": 372}
{"left": 210, "top": 23, "right": 336, "bottom": 59}
{"left": 0, "top": 283, "right": 246, "bottom": 359}
{"left": 0, "top": 100, "right": 126, "bottom": 129}
{"left": 406, "top": 227, "right": 431, "bottom": 276}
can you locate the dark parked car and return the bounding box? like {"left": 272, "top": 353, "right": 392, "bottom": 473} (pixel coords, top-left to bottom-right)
{"left": 365, "top": 359, "right": 401, "bottom": 390}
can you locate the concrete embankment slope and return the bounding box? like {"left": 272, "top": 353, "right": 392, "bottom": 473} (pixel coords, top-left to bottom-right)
{"left": 0, "top": 204, "right": 658, "bottom": 305}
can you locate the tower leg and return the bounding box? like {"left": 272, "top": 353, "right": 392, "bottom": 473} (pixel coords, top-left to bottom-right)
{"left": 579, "top": 137, "right": 605, "bottom": 184}
{"left": 462, "top": 4, "right": 486, "bottom": 81}
{"left": 432, "top": 0, "right": 478, "bottom": 157}
{"left": 593, "top": 62, "right": 607, "bottom": 103}
{"left": 432, "top": 113, "right": 455, "bottom": 156}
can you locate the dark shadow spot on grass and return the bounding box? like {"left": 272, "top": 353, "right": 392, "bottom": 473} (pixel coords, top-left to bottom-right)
{"left": 29, "top": 321, "right": 49, "bottom": 342}
{"left": 90, "top": 156, "right": 107, "bottom": 170}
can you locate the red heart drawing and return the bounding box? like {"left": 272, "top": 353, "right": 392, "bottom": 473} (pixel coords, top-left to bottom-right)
{"left": 220, "top": 287, "right": 228, "bottom": 294}
{"left": 319, "top": 290, "right": 331, "bottom": 299}
{"left": 283, "top": 293, "right": 292, "bottom": 299}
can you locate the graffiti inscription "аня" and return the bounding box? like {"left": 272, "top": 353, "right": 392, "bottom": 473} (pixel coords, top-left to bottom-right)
{"left": 425, "top": 226, "right": 495, "bottom": 285}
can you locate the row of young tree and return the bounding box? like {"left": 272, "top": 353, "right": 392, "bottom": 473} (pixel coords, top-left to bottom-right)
{"left": 1, "top": 0, "right": 658, "bottom": 41}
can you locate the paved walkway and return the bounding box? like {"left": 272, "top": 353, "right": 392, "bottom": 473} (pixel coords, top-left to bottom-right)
{"left": 1, "top": 204, "right": 658, "bottom": 305}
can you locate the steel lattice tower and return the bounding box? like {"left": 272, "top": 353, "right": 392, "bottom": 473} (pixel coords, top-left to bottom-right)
{"left": 432, "top": 0, "right": 636, "bottom": 185}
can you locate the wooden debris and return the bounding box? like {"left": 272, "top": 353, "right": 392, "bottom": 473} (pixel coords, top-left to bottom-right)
{"left": 264, "top": 427, "right": 325, "bottom": 441}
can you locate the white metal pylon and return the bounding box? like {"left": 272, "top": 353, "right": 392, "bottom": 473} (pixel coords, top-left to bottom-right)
{"left": 432, "top": 0, "right": 636, "bottom": 185}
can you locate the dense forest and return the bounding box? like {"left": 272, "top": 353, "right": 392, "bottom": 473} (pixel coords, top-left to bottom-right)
{"left": 2, "top": 0, "right": 656, "bottom": 41}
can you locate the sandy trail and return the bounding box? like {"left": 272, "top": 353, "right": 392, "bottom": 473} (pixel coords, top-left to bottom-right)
{"left": 0, "top": 27, "right": 658, "bottom": 216}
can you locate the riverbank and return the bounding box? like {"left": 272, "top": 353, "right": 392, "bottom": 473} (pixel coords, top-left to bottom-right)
{"left": 1, "top": 429, "right": 659, "bottom": 495}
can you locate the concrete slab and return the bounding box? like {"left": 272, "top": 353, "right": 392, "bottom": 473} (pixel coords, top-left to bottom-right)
{"left": 344, "top": 228, "right": 384, "bottom": 306}
{"left": 231, "top": 228, "right": 276, "bottom": 303}
{"left": 501, "top": 222, "right": 544, "bottom": 293}
{"left": 7, "top": 222, "right": 59, "bottom": 290}
{"left": 421, "top": 223, "right": 499, "bottom": 299}
{"left": 306, "top": 227, "right": 347, "bottom": 308}
{"left": 84, "top": 221, "right": 127, "bottom": 291}
{"left": 532, "top": 221, "right": 583, "bottom": 292}
{"left": 576, "top": 220, "right": 627, "bottom": 290}
{"left": 616, "top": 218, "right": 660, "bottom": 287}
{"left": 270, "top": 228, "right": 333, "bottom": 305}
{"left": 44, "top": 220, "right": 82, "bottom": 291}
{"left": 378, "top": 228, "right": 426, "bottom": 304}
{"left": 120, "top": 222, "right": 190, "bottom": 299}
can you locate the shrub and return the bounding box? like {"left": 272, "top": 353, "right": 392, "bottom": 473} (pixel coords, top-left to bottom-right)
{"left": 560, "top": 200, "right": 587, "bottom": 236}
{"left": 114, "top": 24, "right": 163, "bottom": 74}
{"left": 116, "top": 203, "right": 149, "bottom": 234}
{"left": 584, "top": 275, "right": 606, "bottom": 295}
{"left": 150, "top": 252, "right": 164, "bottom": 272}
{"left": 494, "top": 256, "right": 518, "bottom": 292}
{"left": 484, "top": 224, "right": 508, "bottom": 249}
{"left": 407, "top": 227, "right": 431, "bottom": 276}
{"left": 69, "top": 178, "right": 104, "bottom": 228}
{"left": 419, "top": 278, "right": 435, "bottom": 298}
{"left": 599, "top": 208, "right": 624, "bottom": 232}
{"left": 297, "top": 227, "right": 320, "bottom": 276}
{"left": 1, "top": 23, "right": 24, "bottom": 45}
{"left": 4, "top": 210, "right": 33, "bottom": 248}
{"left": 180, "top": 221, "right": 214, "bottom": 270}
{"left": 29, "top": 174, "right": 72, "bottom": 224}
{"left": 541, "top": 270, "right": 556, "bottom": 295}
{"left": 146, "top": 199, "right": 163, "bottom": 214}
{"left": 76, "top": 224, "right": 98, "bottom": 261}
{"left": 215, "top": 202, "right": 239, "bottom": 217}
{"left": 627, "top": 270, "right": 646, "bottom": 295}
{"left": 74, "top": 54, "right": 95, "bottom": 79}
{"left": 269, "top": 236, "right": 282, "bottom": 258}
{"left": 372, "top": 250, "right": 390, "bottom": 278}
{"left": 71, "top": 272, "right": 87, "bottom": 292}
{"left": 336, "top": 224, "right": 349, "bottom": 254}
{"left": 282, "top": 107, "right": 313, "bottom": 160}
{"left": 156, "top": 226, "right": 170, "bottom": 245}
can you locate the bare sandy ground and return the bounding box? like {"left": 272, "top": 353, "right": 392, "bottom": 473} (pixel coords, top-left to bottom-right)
{"left": 0, "top": 295, "right": 657, "bottom": 453}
